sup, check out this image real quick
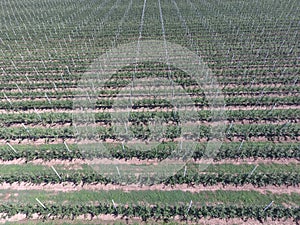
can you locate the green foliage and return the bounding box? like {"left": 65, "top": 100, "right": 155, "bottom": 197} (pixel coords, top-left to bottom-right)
{"left": 0, "top": 203, "right": 299, "bottom": 222}
{"left": 0, "top": 169, "right": 299, "bottom": 187}
{"left": 0, "top": 142, "right": 298, "bottom": 162}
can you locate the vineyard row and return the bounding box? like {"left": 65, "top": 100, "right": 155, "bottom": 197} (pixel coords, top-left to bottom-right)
{"left": 0, "top": 142, "right": 298, "bottom": 162}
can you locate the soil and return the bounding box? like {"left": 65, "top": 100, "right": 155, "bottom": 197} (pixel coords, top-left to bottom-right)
{"left": 0, "top": 157, "right": 298, "bottom": 166}
{"left": 1, "top": 182, "right": 299, "bottom": 194}
{"left": 1, "top": 213, "right": 297, "bottom": 225}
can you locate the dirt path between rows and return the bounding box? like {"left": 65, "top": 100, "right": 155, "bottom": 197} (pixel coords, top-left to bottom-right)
{"left": 0, "top": 157, "right": 298, "bottom": 166}
{"left": 0, "top": 213, "right": 297, "bottom": 225}
{"left": 1, "top": 182, "right": 299, "bottom": 194}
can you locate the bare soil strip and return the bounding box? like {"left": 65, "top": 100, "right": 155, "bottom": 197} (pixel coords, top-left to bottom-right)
{"left": 0, "top": 158, "right": 298, "bottom": 166}
{"left": 0, "top": 213, "right": 297, "bottom": 225}
{"left": 1, "top": 182, "right": 299, "bottom": 194}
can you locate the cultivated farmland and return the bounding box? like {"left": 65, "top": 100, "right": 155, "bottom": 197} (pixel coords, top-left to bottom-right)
{"left": 0, "top": 0, "right": 299, "bottom": 224}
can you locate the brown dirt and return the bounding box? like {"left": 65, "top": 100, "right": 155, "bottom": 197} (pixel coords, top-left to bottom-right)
{"left": 0, "top": 157, "right": 298, "bottom": 166}
{"left": 0, "top": 213, "right": 297, "bottom": 225}
{"left": 1, "top": 182, "right": 299, "bottom": 194}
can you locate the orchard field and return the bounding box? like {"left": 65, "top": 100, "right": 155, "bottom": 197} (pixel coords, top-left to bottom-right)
{"left": 0, "top": 0, "right": 299, "bottom": 224}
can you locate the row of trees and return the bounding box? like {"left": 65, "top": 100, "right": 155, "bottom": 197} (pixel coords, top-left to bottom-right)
{"left": 0, "top": 203, "right": 299, "bottom": 222}
{"left": 1, "top": 108, "right": 298, "bottom": 126}
{"left": 2, "top": 95, "right": 299, "bottom": 110}
{"left": 1, "top": 123, "right": 298, "bottom": 141}
{"left": 1, "top": 142, "right": 298, "bottom": 162}
{"left": 2, "top": 79, "right": 299, "bottom": 100}
{"left": 1, "top": 171, "right": 299, "bottom": 187}
{"left": 3, "top": 59, "right": 297, "bottom": 79}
